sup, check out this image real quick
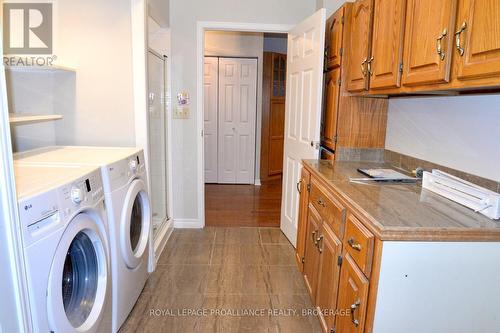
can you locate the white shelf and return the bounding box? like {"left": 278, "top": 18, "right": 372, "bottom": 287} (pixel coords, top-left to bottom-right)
{"left": 5, "top": 64, "right": 76, "bottom": 74}
{"left": 9, "top": 114, "right": 63, "bottom": 125}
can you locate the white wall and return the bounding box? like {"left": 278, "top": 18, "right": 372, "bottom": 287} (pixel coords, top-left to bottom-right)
{"left": 170, "top": 0, "right": 316, "bottom": 221}
{"left": 54, "top": 0, "right": 136, "bottom": 147}
{"left": 263, "top": 34, "right": 287, "bottom": 53}
{"left": 148, "top": 0, "right": 169, "bottom": 28}
{"left": 385, "top": 95, "right": 500, "bottom": 182}
{"left": 204, "top": 31, "right": 264, "bottom": 183}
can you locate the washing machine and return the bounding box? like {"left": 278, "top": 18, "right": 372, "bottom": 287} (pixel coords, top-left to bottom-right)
{"left": 15, "top": 164, "right": 112, "bottom": 333}
{"left": 15, "top": 146, "right": 152, "bottom": 332}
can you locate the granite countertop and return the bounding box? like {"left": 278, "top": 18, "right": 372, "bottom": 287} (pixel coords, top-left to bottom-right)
{"left": 303, "top": 160, "right": 500, "bottom": 241}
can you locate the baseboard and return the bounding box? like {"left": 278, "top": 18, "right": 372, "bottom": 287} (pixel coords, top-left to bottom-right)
{"left": 254, "top": 178, "right": 261, "bottom": 186}
{"left": 154, "top": 218, "right": 174, "bottom": 265}
{"left": 174, "top": 218, "right": 204, "bottom": 228}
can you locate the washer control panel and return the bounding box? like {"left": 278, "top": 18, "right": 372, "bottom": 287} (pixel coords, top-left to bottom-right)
{"left": 18, "top": 169, "right": 104, "bottom": 247}
{"left": 104, "top": 150, "right": 147, "bottom": 192}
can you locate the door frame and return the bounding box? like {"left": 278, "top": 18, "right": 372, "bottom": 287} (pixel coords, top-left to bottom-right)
{"left": 196, "top": 22, "right": 293, "bottom": 228}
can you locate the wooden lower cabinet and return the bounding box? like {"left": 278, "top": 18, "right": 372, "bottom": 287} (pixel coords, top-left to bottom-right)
{"left": 303, "top": 205, "right": 321, "bottom": 300}
{"left": 316, "top": 225, "right": 343, "bottom": 333}
{"left": 295, "top": 167, "right": 311, "bottom": 271}
{"left": 335, "top": 254, "right": 370, "bottom": 333}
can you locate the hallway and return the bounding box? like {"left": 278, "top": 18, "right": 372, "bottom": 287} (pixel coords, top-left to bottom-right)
{"left": 120, "top": 227, "right": 322, "bottom": 332}
{"left": 205, "top": 179, "right": 282, "bottom": 227}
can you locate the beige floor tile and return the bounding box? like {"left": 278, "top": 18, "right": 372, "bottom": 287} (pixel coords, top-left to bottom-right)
{"left": 259, "top": 228, "right": 290, "bottom": 245}
{"left": 211, "top": 243, "right": 265, "bottom": 265}
{"left": 158, "top": 241, "right": 213, "bottom": 265}
{"left": 214, "top": 227, "right": 261, "bottom": 244}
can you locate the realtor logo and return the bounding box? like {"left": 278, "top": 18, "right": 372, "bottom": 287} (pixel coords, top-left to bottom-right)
{"left": 3, "top": 3, "right": 53, "bottom": 54}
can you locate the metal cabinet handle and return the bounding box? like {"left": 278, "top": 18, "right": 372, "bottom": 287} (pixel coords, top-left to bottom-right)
{"left": 367, "top": 56, "right": 374, "bottom": 76}
{"left": 348, "top": 238, "right": 362, "bottom": 251}
{"left": 297, "top": 180, "right": 302, "bottom": 194}
{"left": 361, "top": 58, "right": 368, "bottom": 77}
{"left": 436, "top": 29, "right": 448, "bottom": 61}
{"left": 350, "top": 299, "right": 361, "bottom": 327}
{"left": 316, "top": 235, "right": 324, "bottom": 253}
{"left": 312, "top": 230, "right": 318, "bottom": 245}
{"left": 455, "top": 22, "right": 467, "bottom": 56}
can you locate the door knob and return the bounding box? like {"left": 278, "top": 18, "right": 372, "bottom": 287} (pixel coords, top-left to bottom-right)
{"left": 310, "top": 141, "right": 320, "bottom": 149}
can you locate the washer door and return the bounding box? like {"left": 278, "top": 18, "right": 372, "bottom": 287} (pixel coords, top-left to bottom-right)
{"left": 120, "top": 178, "right": 151, "bottom": 269}
{"left": 47, "top": 213, "right": 108, "bottom": 333}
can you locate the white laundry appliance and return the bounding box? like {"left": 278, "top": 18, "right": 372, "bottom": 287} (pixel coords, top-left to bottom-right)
{"left": 15, "top": 146, "right": 152, "bottom": 332}
{"left": 15, "top": 164, "right": 112, "bottom": 333}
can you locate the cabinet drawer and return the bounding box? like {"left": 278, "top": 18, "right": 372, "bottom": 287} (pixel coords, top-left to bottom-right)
{"left": 344, "top": 214, "right": 374, "bottom": 276}
{"left": 310, "top": 179, "right": 345, "bottom": 238}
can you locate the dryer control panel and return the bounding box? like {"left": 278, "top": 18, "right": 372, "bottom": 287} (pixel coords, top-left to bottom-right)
{"left": 18, "top": 169, "right": 104, "bottom": 247}
{"left": 102, "top": 150, "right": 147, "bottom": 193}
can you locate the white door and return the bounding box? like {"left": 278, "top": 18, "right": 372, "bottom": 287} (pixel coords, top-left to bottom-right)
{"left": 280, "top": 9, "right": 326, "bottom": 245}
{"left": 218, "top": 58, "right": 258, "bottom": 184}
{"left": 203, "top": 57, "right": 219, "bottom": 183}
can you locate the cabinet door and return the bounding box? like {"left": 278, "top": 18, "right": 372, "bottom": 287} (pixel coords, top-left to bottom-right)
{"left": 295, "top": 168, "right": 311, "bottom": 271}
{"left": 303, "top": 205, "right": 321, "bottom": 302}
{"left": 402, "top": 0, "right": 458, "bottom": 86}
{"left": 316, "top": 225, "right": 343, "bottom": 333}
{"left": 327, "top": 6, "right": 345, "bottom": 69}
{"left": 321, "top": 69, "right": 341, "bottom": 151}
{"left": 455, "top": 0, "right": 500, "bottom": 81}
{"left": 369, "top": 0, "right": 407, "bottom": 90}
{"left": 268, "top": 100, "right": 285, "bottom": 176}
{"left": 335, "top": 254, "right": 370, "bottom": 333}
{"left": 346, "top": 0, "right": 374, "bottom": 92}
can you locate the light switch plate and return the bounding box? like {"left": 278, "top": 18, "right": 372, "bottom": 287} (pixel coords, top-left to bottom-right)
{"left": 173, "top": 106, "right": 190, "bottom": 119}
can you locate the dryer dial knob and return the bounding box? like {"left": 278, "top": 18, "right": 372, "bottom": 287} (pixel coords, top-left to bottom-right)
{"left": 71, "top": 187, "right": 83, "bottom": 204}
{"left": 129, "top": 159, "right": 138, "bottom": 172}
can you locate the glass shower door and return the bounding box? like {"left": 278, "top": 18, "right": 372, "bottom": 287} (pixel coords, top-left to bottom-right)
{"left": 147, "top": 50, "right": 169, "bottom": 238}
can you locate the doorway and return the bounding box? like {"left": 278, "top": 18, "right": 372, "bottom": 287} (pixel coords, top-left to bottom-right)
{"left": 202, "top": 30, "right": 287, "bottom": 227}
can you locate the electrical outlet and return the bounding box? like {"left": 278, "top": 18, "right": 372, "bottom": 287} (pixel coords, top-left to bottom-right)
{"left": 173, "top": 106, "right": 190, "bottom": 119}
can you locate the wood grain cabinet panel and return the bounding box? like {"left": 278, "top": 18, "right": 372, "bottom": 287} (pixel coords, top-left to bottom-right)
{"left": 369, "top": 0, "right": 407, "bottom": 90}
{"left": 346, "top": 0, "right": 374, "bottom": 92}
{"left": 321, "top": 69, "right": 341, "bottom": 152}
{"left": 344, "top": 214, "right": 375, "bottom": 277}
{"left": 335, "top": 254, "right": 370, "bottom": 333}
{"left": 326, "top": 7, "right": 345, "bottom": 70}
{"left": 303, "top": 205, "right": 321, "bottom": 302}
{"left": 454, "top": 0, "right": 500, "bottom": 81}
{"left": 316, "top": 225, "right": 343, "bottom": 333}
{"left": 295, "top": 167, "right": 311, "bottom": 271}
{"left": 402, "top": 0, "right": 458, "bottom": 86}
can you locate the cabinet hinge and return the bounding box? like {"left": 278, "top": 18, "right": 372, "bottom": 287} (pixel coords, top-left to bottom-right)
{"left": 399, "top": 62, "right": 404, "bottom": 73}
{"left": 330, "top": 328, "right": 336, "bottom": 333}
{"left": 341, "top": 16, "right": 345, "bottom": 25}
{"left": 337, "top": 78, "right": 341, "bottom": 87}
{"left": 339, "top": 47, "right": 343, "bottom": 56}
{"left": 333, "top": 134, "right": 338, "bottom": 143}
{"left": 337, "top": 255, "right": 343, "bottom": 266}
{"left": 307, "top": 184, "right": 311, "bottom": 193}
{"left": 301, "top": 256, "right": 305, "bottom": 263}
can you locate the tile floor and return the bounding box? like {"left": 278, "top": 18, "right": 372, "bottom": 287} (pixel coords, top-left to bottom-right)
{"left": 119, "top": 227, "right": 322, "bottom": 333}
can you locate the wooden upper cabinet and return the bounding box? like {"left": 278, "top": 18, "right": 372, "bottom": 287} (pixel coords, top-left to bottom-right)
{"left": 321, "top": 69, "right": 341, "bottom": 151}
{"left": 335, "top": 254, "right": 370, "bottom": 333}
{"left": 295, "top": 167, "right": 311, "bottom": 271}
{"left": 326, "top": 6, "right": 346, "bottom": 70}
{"left": 369, "top": 0, "right": 407, "bottom": 90}
{"left": 402, "top": 0, "right": 458, "bottom": 86}
{"left": 316, "top": 225, "right": 343, "bottom": 333}
{"left": 454, "top": 0, "right": 500, "bottom": 81}
{"left": 346, "top": 0, "right": 374, "bottom": 92}
{"left": 303, "top": 205, "right": 321, "bottom": 301}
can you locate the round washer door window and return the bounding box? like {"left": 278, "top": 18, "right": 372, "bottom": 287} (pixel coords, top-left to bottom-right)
{"left": 120, "top": 179, "right": 151, "bottom": 269}
{"left": 47, "top": 213, "right": 109, "bottom": 333}
{"left": 62, "top": 232, "right": 98, "bottom": 327}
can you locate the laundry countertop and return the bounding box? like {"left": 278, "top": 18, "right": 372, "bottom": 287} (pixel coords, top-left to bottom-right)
{"left": 302, "top": 160, "right": 500, "bottom": 241}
